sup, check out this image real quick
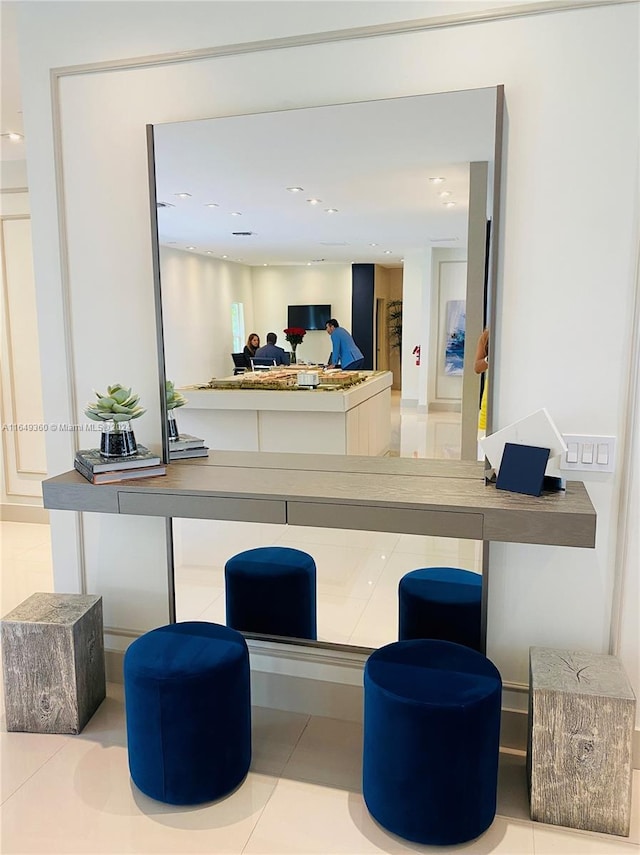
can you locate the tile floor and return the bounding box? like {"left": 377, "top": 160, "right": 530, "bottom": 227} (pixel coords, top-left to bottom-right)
{"left": 1, "top": 518, "right": 639, "bottom": 853}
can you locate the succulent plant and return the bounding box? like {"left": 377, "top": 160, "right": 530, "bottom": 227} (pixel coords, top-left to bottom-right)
{"left": 85, "top": 384, "right": 146, "bottom": 423}
{"left": 166, "top": 380, "right": 187, "bottom": 410}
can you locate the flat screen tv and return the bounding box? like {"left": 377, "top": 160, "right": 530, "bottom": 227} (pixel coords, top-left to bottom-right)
{"left": 287, "top": 304, "right": 332, "bottom": 331}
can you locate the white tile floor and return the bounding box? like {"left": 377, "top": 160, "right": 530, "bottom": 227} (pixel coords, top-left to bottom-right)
{"left": 1, "top": 518, "right": 639, "bottom": 853}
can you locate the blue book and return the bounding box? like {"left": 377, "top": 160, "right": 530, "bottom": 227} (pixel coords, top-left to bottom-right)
{"left": 496, "top": 442, "right": 551, "bottom": 497}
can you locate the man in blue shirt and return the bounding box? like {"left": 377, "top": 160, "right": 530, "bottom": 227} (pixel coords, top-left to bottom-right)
{"left": 254, "top": 332, "right": 290, "bottom": 366}
{"left": 325, "top": 319, "right": 365, "bottom": 370}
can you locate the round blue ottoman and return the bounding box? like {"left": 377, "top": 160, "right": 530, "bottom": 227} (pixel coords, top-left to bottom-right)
{"left": 225, "top": 546, "right": 317, "bottom": 640}
{"left": 363, "top": 639, "right": 502, "bottom": 845}
{"left": 398, "top": 567, "right": 482, "bottom": 651}
{"left": 124, "top": 621, "right": 251, "bottom": 805}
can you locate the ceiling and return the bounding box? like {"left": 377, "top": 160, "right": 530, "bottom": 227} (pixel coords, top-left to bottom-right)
{"left": 153, "top": 88, "right": 497, "bottom": 268}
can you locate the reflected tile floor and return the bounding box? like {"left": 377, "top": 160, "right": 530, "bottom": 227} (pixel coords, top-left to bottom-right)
{"left": 1, "top": 520, "right": 639, "bottom": 853}
{"left": 1, "top": 682, "right": 638, "bottom": 855}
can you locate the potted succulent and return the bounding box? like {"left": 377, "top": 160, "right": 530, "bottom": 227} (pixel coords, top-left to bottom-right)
{"left": 283, "top": 327, "right": 306, "bottom": 364}
{"left": 166, "top": 380, "right": 188, "bottom": 440}
{"left": 85, "top": 384, "right": 146, "bottom": 458}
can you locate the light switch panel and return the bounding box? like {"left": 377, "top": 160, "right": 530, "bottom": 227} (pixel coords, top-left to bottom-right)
{"left": 560, "top": 434, "right": 616, "bottom": 473}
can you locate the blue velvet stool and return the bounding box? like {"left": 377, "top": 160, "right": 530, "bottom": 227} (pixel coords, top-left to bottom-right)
{"left": 398, "top": 566, "right": 482, "bottom": 651}
{"left": 363, "top": 639, "right": 502, "bottom": 845}
{"left": 225, "top": 546, "right": 317, "bottom": 640}
{"left": 124, "top": 621, "right": 251, "bottom": 805}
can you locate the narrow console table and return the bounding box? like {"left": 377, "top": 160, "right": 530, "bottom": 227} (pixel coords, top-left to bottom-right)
{"left": 42, "top": 451, "right": 596, "bottom": 548}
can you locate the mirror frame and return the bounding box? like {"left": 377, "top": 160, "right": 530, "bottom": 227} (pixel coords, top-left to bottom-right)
{"left": 146, "top": 84, "right": 505, "bottom": 647}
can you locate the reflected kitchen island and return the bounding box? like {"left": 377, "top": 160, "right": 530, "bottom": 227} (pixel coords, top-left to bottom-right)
{"left": 176, "top": 370, "right": 393, "bottom": 456}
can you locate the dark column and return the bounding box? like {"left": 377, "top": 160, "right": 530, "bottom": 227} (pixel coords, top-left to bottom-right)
{"left": 351, "top": 263, "right": 374, "bottom": 370}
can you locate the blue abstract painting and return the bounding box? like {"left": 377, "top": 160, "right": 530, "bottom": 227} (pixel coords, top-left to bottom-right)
{"left": 444, "top": 300, "right": 466, "bottom": 375}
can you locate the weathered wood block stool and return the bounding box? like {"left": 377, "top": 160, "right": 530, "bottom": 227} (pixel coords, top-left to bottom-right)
{"left": 527, "top": 646, "right": 635, "bottom": 836}
{"left": 1, "top": 592, "right": 106, "bottom": 734}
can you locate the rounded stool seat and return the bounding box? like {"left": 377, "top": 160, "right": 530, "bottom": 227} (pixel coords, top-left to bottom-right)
{"left": 124, "top": 621, "right": 251, "bottom": 805}
{"left": 398, "top": 566, "right": 482, "bottom": 650}
{"left": 363, "top": 639, "right": 502, "bottom": 845}
{"left": 225, "top": 546, "right": 317, "bottom": 640}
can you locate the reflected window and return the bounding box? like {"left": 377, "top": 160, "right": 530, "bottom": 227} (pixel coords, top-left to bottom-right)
{"left": 231, "top": 302, "right": 245, "bottom": 352}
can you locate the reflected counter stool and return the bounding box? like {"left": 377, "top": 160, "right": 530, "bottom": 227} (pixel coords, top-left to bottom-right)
{"left": 363, "top": 639, "right": 502, "bottom": 846}
{"left": 124, "top": 621, "right": 251, "bottom": 805}
{"left": 225, "top": 546, "right": 317, "bottom": 640}
{"left": 398, "top": 566, "right": 482, "bottom": 651}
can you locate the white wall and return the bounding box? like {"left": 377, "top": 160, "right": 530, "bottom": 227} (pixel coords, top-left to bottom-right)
{"left": 161, "top": 247, "right": 254, "bottom": 384}
{"left": 16, "top": 1, "right": 639, "bottom": 722}
{"left": 251, "top": 264, "right": 351, "bottom": 365}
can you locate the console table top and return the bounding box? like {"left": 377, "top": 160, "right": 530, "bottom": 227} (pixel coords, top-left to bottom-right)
{"left": 43, "top": 450, "right": 596, "bottom": 548}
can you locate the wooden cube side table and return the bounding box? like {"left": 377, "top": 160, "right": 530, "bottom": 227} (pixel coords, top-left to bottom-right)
{"left": 527, "top": 646, "right": 635, "bottom": 836}
{"left": 1, "top": 592, "right": 106, "bottom": 734}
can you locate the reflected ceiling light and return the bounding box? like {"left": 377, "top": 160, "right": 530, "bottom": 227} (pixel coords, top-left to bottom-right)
{"left": 206, "top": 251, "right": 213, "bottom": 254}
{"left": 307, "top": 198, "right": 322, "bottom": 205}
{"left": 156, "top": 201, "right": 174, "bottom": 208}
{"left": 384, "top": 250, "right": 393, "bottom": 255}
{"left": 369, "top": 243, "right": 378, "bottom": 247}
{"left": 174, "top": 192, "right": 192, "bottom": 198}
{"left": 1, "top": 132, "right": 24, "bottom": 142}
{"left": 263, "top": 263, "right": 268, "bottom": 266}
{"left": 438, "top": 190, "right": 452, "bottom": 198}
{"left": 287, "top": 186, "right": 304, "bottom": 193}
{"left": 429, "top": 177, "right": 445, "bottom": 184}
{"left": 221, "top": 255, "right": 228, "bottom": 259}
{"left": 204, "top": 203, "right": 219, "bottom": 208}
{"left": 325, "top": 208, "right": 338, "bottom": 214}
{"left": 186, "top": 246, "right": 196, "bottom": 250}
{"left": 443, "top": 201, "right": 457, "bottom": 208}
{"left": 231, "top": 211, "right": 242, "bottom": 216}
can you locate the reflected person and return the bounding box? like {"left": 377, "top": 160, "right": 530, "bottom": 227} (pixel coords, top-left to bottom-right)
{"left": 474, "top": 328, "right": 489, "bottom": 448}
{"left": 255, "top": 332, "right": 290, "bottom": 366}
{"left": 243, "top": 333, "right": 260, "bottom": 368}
{"left": 325, "top": 319, "right": 365, "bottom": 370}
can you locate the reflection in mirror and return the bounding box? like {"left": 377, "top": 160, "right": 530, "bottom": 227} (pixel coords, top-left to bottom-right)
{"left": 150, "top": 87, "right": 502, "bottom": 649}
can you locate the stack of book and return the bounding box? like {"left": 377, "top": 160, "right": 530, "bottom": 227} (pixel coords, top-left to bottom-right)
{"left": 74, "top": 446, "right": 166, "bottom": 484}
{"left": 169, "top": 434, "right": 209, "bottom": 460}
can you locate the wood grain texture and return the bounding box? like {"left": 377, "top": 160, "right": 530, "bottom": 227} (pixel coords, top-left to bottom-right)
{"left": 1, "top": 593, "right": 106, "bottom": 734}
{"left": 42, "top": 451, "right": 596, "bottom": 548}
{"left": 527, "top": 646, "right": 635, "bottom": 836}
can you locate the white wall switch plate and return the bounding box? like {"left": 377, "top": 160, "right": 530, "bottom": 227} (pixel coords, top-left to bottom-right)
{"left": 560, "top": 434, "right": 616, "bottom": 473}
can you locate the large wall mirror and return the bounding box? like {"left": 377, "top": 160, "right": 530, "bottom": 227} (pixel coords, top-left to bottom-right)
{"left": 149, "top": 86, "right": 503, "bottom": 650}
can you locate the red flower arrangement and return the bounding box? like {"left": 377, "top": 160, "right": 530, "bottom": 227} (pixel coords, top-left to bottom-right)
{"left": 283, "top": 327, "right": 306, "bottom": 347}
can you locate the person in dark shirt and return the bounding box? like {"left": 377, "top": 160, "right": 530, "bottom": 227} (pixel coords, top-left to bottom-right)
{"left": 254, "top": 332, "right": 290, "bottom": 366}
{"left": 243, "top": 333, "right": 260, "bottom": 368}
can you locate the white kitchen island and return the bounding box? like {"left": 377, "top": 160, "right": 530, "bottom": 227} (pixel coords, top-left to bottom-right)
{"left": 176, "top": 371, "right": 392, "bottom": 456}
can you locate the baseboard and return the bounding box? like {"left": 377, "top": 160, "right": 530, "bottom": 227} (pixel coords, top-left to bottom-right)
{"left": 104, "top": 643, "right": 640, "bottom": 767}
{"left": 0, "top": 503, "right": 49, "bottom": 524}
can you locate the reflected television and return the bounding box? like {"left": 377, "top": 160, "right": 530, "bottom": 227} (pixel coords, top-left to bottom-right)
{"left": 287, "top": 304, "right": 331, "bottom": 331}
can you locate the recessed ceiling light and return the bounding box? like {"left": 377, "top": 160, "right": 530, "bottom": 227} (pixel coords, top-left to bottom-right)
{"left": 443, "top": 201, "right": 457, "bottom": 208}
{"left": 204, "top": 203, "right": 219, "bottom": 208}
{"left": 206, "top": 251, "right": 213, "bottom": 254}
{"left": 263, "top": 263, "right": 268, "bottom": 267}
{"left": 222, "top": 255, "right": 228, "bottom": 259}
{"left": 307, "top": 198, "right": 322, "bottom": 205}
{"left": 186, "top": 246, "right": 196, "bottom": 250}
{"left": 370, "top": 243, "right": 378, "bottom": 247}
{"left": 438, "top": 190, "right": 452, "bottom": 198}
{"left": 6, "top": 132, "right": 23, "bottom": 142}
{"left": 325, "top": 208, "right": 338, "bottom": 214}
{"left": 287, "top": 187, "right": 304, "bottom": 193}
{"left": 307, "top": 262, "right": 312, "bottom": 266}
{"left": 429, "top": 177, "right": 445, "bottom": 184}
{"left": 231, "top": 211, "right": 242, "bottom": 216}
{"left": 174, "top": 192, "right": 192, "bottom": 198}
{"left": 384, "top": 250, "right": 393, "bottom": 255}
